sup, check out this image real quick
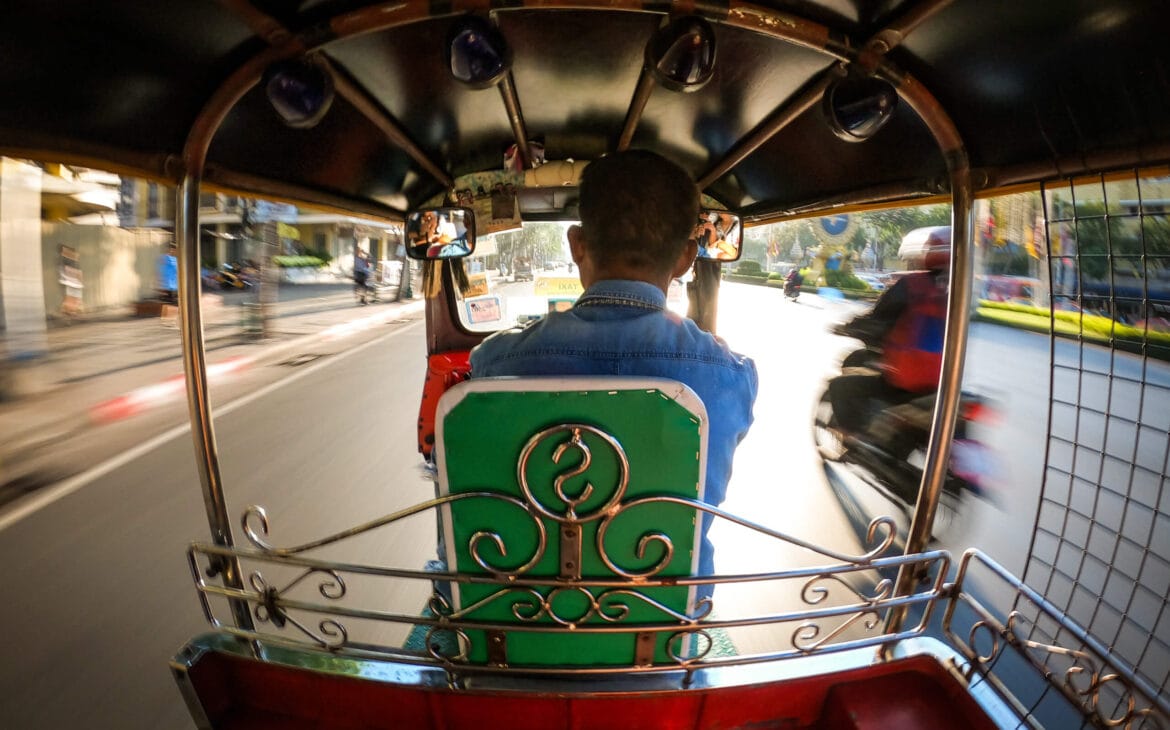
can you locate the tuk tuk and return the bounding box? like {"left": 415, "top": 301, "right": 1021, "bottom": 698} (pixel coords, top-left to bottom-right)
{"left": 4, "top": 1, "right": 1169, "bottom": 728}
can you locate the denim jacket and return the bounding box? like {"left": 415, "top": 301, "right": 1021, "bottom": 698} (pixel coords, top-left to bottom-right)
{"left": 470, "top": 279, "right": 758, "bottom": 579}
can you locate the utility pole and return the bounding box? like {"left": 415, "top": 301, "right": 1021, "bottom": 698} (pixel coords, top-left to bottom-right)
{"left": 240, "top": 200, "right": 278, "bottom": 339}
{"left": 257, "top": 220, "right": 278, "bottom": 339}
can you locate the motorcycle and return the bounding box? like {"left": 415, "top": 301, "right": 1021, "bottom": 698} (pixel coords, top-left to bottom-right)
{"left": 783, "top": 275, "right": 801, "bottom": 300}
{"left": 815, "top": 318, "right": 996, "bottom": 537}
{"left": 215, "top": 262, "right": 256, "bottom": 290}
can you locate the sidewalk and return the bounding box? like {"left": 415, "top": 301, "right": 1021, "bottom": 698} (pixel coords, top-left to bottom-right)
{"left": 0, "top": 282, "right": 423, "bottom": 496}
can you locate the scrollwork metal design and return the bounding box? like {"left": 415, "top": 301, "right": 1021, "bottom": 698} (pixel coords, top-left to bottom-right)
{"left": 424, "top": 626, "right": 471, "bottom": 663}
{"left": 666, "top": 629, "right": 714, "bottom": 666}
{"left": 440, "top": 585, "right": 705, "bottom": 627}
{"left": 949, "top": 591, "right": 1166, "bottom": 730}
{"left": 517, "top": 424, "right": 629, "bottom": 523}
{"left": 247, "top": 568, "right": 350, "bottom": 649}
{"left": 790, "top": 574, "right": 891, "bottom": 652}
{"left": 1004, "top": 611, "right": 1165, "bottom": 730}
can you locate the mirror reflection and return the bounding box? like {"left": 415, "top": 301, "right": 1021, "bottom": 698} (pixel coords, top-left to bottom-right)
{"left": 405, "top": 207, "right": 476, "bottom": 259}
{"left": 693, "top": 210, "right": 742, "bottom": 261}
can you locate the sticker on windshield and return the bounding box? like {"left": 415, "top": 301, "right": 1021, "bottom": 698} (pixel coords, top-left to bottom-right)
{"left": 466, "top": 296, "right": 503, "bottom": 325}
{"left": 534, "top": 277, "right": 584, "bottom": 297}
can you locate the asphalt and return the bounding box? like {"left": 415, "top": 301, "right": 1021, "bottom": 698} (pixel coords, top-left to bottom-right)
{"left": 0, "top": 279, "right": 424, "bottom": 500}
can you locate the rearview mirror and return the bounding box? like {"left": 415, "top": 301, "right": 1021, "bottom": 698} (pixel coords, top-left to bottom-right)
{"left": 405, "top": 207, "right": 477, "bottom": 260}
{"left": 692, "top": 210, "right": 742, "bottom": 262}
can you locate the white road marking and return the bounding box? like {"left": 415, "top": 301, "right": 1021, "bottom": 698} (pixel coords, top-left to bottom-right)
{"left": 0, "top": 318, "right": 424, "bottom": 533}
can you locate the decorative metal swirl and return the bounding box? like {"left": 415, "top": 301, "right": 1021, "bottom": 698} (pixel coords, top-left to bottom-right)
{"left": 965, "top": 619, "right": 1001, "bottom": 665}
{"left": 790, "top": 574, "right": 892, "bottom": 652}
{"left": 666, "top": 629, "right": 714, "bottom": 666}
{"left": 517, "top": 424, "right": 629, "bottom": 523}
{"left": 800, "top": 573, "right": 893, "bottom": 606}
{"left": 429, "top": 591, "right": 454, "bottom": 618}
{"left": 1004, "top": 611, "right": 1165, "bottom": 730}
{"left": 246, "top": 568, "right": 349, "bottom": 649}
{"left": 249, "top": 567, "right": 347, "bottom": 601}
{"left": 444, "top": 585, "right": 705, "bottom": 627}
{"left": 424, "top": 626, "right": 471, "bottom": 663}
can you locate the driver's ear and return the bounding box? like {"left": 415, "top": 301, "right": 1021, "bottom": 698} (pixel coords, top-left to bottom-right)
{"left": 671, "top": 239, "right": 699, "bottom": 278}
{"left": 568, "top": 224, "right": 585, "bottom": 263}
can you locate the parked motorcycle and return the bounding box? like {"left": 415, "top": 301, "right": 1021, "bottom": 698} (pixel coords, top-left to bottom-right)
{"left": 815, "top": 319, "right": 996, "bottom": 537}
{"left": 215, "top": 262, "right": 257, "bottom": 290}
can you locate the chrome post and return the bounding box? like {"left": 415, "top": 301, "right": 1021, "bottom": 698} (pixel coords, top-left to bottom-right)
{"left": 177, "top": 175, "right": 255, "bottom": 632}
{"left": 883, "top": 160, "right": 974, "bottom": 638}
{"left": 875, "top": 66, "right": 973, "bottom": 642}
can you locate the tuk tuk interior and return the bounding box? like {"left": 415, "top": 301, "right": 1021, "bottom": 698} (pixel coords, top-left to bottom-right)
{"left": 5, "top": 1, "right": 1170, "bottom": 728}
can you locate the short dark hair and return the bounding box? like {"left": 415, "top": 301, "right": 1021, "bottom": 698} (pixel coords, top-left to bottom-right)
{"left": 578, "top": 150, "right": 699, "bottom": 275}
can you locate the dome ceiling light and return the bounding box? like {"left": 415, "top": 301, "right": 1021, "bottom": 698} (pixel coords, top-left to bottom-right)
{"left": 823, "top": 69, "right": 898, "bottom": 143}
{"left": 263, "top": 55, "right": 336, "bottom": 129}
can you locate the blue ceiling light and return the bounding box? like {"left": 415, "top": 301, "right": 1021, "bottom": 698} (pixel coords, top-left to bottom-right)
{"left": 263, "top": 56, "right": 335, "bottom": 129}
{"left": 823, "top": 72, "right": 899, "bottom": 143}
{"left": 447, "top": 15, "right": 511, "bottom": 89}
{"left": 645, "top": 16, "right": 717, "bottom": 93}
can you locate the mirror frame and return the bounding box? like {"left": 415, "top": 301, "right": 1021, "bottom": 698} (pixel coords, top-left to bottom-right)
{"left": 693, "top": 209, "right": 743, "bottom": 262}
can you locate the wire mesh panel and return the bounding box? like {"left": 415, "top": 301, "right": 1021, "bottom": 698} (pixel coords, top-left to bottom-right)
{"left": 1022, "top": 171, "right": 1170, "bottom": 724}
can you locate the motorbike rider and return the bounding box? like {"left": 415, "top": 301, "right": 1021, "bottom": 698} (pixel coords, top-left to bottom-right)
{"left": 827, "top": 241, "right": 949, "bottom": 441}
{"left": 784, "top": 267, "right": 803, "bottom": 296}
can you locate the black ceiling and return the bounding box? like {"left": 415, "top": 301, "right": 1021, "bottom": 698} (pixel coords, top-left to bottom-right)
{"left": 3, "top": 0, "right": 1170, "bottom": 219}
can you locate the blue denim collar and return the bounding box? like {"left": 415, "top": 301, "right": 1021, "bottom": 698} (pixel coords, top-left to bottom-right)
{"left": 574, "top": 279, "right": 666, "bottom": 311}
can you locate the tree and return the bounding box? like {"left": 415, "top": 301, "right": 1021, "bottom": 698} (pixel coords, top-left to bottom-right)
{"left": 854, "top": 204, "right": 949, "bottom": 270}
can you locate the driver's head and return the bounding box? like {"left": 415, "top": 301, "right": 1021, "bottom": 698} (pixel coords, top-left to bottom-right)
{"left": 570, "top": 150, "right": 700, "bottom": 287}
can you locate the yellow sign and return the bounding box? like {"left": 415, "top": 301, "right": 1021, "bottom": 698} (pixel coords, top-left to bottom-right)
{"left": 534, "top": 276, "right": 584, "bottom": 297}
{"left": 277, "top": 222, "right": 300, "bottom": 240}
{"left": 465, "top": 272, "right": 490, "bottom": 298}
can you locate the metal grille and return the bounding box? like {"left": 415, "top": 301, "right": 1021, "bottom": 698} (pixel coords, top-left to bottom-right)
{"left": 1022, "top": 171, "right": 1170, "bottom": 722}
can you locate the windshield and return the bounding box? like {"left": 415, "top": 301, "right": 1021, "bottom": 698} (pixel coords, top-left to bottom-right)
{"left": 453, "top": 222, "right": 689, "bottom": 332}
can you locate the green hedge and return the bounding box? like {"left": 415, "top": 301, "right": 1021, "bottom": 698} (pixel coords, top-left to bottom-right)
{"left": 272, "top": 255, "right": 326, "bottom": 268}
{"left": 975, "top": 300, "right": 1170, "bottom": 360}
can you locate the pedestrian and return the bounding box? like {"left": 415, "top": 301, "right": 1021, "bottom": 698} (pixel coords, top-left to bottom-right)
{"left": 158, "top": 243, "right": 179, "bottom": 304}
{"left": 354, "top": 248, "right": 372, "bottom": 304}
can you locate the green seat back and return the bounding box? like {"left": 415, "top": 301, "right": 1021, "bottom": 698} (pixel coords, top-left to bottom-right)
{"left": 435, "top": 376, "right": 707, "bottom": 667}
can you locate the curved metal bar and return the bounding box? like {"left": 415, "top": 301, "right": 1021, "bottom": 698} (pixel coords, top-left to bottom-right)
{"left": 696, "top": 74, "right": 832, "bottom": 190}
{"left": 602, "top": 496, "right": 897, "bottom": 565}
{"left": 498, "top": 72, "right": 534, "bottom": 169}
{"left": 616, "top": 70, "right": 656, "bottom": 152}
{"left": 241, "top": 492, "right": 544, "bottom": 556}
{"left": 882, "top": 104, "right": 971, "bottom": 640}
{"left": 326, "top": 58, "right": 455, "bottom": 189}
{"left": 177, "top": 174, "right": 254, "bottom": 632}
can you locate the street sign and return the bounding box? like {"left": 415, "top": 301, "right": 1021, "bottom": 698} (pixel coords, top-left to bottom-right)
{"left": 251, "top": 200, "right": 298, "bottom": 223}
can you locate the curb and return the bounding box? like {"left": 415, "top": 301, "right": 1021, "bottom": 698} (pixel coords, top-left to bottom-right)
{"left": 1, "top": 297, "right": 426, "bottom": 467}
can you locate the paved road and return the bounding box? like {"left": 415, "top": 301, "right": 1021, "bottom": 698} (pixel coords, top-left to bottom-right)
{"left": 2, "top": 280, "right": 1134, "bottom": 728}
{"left": 0, "top": 319, "right": 432, "bottom": 730}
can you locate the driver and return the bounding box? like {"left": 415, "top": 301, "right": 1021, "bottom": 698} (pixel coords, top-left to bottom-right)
{"left": 470, "top": 150, "right": 758, "bottom": 590}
